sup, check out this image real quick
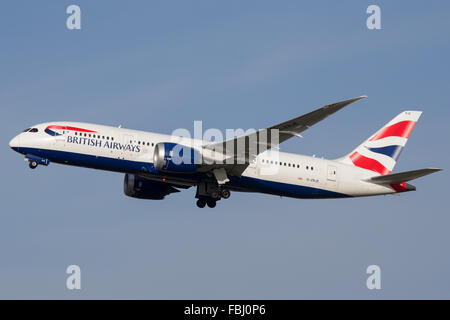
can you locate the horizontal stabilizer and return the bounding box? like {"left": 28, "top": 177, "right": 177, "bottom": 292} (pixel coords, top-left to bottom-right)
{"left": 367, "top": 168, "right": 442, "bottom": 184}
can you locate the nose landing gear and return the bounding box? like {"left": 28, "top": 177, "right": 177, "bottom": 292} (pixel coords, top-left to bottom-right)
{"left": 29, "top": 161, "right": 38, "bottom": 169}
{"left": 25, "top": 154, "right": 49, "bottom": 169}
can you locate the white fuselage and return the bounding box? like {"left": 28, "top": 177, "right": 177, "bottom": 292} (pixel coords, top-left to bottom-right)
{"left": 9, "top": 122, "right": 398, "bottom": 199}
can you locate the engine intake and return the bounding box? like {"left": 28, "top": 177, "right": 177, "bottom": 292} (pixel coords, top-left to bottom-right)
{"left": 153, "top": 142, "right": 199, "bottom": 172}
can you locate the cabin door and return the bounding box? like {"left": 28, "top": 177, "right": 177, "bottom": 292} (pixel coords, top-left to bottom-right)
{"left": 327, "top": 165, "right": 337, "bottom": 188}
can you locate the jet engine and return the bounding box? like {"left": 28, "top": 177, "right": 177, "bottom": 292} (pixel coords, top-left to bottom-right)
{"left": 153, "top": 142, "right": 200, "bottom": 172}
{"left": 123, "top": 174, "right": 179, "bottom": 200}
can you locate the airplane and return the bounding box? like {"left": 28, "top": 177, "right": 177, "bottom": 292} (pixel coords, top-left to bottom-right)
{"left": 9, "top": 96, "right": 441, "bottom": 208}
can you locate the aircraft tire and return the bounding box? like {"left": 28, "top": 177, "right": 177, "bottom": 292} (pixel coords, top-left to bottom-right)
{"left": 206, "top": 200, "right": 216, "bottom": 208}
{"left": 196, "top": 199, "right": 206, "bottom": 208}
{"left": 221, "top": 188, "right": 230, "bottom": 199}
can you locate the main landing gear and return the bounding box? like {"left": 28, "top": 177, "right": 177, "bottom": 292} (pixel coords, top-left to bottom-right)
{"left": 220, "top": 188, "right": 230, "bottom": 199}
{"left": 196, "top": 199, "right": 217, "bottom": 208}
{"left": 195, "top": 180, "right": 231, "bottom": 208}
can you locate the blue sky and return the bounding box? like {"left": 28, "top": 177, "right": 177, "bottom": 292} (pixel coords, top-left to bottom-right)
{"left": 1, "top": 1, "right": 449, "bottom": 298}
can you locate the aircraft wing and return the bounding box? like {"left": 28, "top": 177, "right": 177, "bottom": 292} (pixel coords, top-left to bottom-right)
{"left": 265, "top": 96, "right": 367, "bottom": 144}
{"left": 205, "top": 96, "right": 366, "bottom": 161}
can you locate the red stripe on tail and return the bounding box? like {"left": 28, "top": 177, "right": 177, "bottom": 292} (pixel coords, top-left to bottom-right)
{"left": 349, "top": 152, "right": 391, "bottom": 175}
{"left": 369, "top": 121, "right": 416, "bottom": 141}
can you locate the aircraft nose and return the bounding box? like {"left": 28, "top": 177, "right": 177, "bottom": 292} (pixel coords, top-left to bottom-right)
{"left": 9, "top": 135, "right": 20, "bottom": 151}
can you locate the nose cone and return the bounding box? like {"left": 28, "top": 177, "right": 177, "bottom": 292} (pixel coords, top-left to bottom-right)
{"left": 9, "top": 135, "right": 20, "bottom": 152}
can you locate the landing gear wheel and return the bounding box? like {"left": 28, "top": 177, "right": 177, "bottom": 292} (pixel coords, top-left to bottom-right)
{"left": 206, "top": 200, "right": 216, "bottom": 208}
{"left": 29, "top": 161, "right": 38, "bottom": 169}
{"left": 196, "top": 199, "right": 206, "bottom": 208}
{"left": 221, "top": 188, "right": 230, "bottom": 199}
{"left": 210, "top": 190, "right": 220, "bottom": 200}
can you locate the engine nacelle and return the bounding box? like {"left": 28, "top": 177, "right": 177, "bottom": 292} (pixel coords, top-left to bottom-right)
{"left": 153, "top": 142, "right": 200, "bottom": 172}
{"left": 123, "top": 174, "right": 178, "bottom": 200}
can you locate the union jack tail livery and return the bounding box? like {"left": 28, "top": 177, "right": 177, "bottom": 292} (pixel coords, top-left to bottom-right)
{"left": 339, "top": 111, "right": 422, "bottom": 176}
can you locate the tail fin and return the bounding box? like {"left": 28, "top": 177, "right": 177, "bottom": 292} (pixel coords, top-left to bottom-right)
{"left": 338, "top": 111, "right": 422, "bottom": 175}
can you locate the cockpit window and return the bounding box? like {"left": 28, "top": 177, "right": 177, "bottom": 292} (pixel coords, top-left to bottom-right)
{"left": 29, "top": 128, "right": 38, "bottom": 133}
{"left": 22, "top": 128, "right": 31, "bottom": 132}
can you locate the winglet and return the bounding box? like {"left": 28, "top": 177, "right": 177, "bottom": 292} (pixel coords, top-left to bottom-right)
{"left": 322, "top": 95, "right": 367, "bottom": 110}
{"left": 352, "top": 95, "right": 367, "bottom": 101}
